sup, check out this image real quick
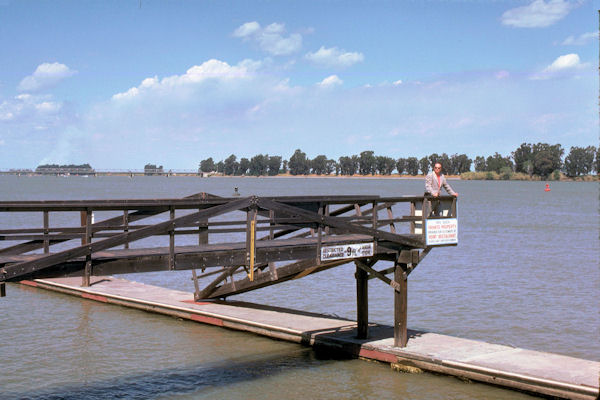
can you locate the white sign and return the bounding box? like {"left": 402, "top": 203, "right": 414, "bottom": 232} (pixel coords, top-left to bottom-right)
{"left": 426, "top": 218, "right": 458, "bottom": 246}
{"left": 321, "top": 242, "right": 374, "bottom": 261}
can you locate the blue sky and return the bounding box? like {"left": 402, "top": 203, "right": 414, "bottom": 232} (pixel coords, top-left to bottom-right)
{"left": 0, "top": 0, "right": 597, "bottom": 170}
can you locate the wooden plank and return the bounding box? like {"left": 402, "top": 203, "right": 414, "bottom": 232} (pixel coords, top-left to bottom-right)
{"left": 394, "top": 263, "right": 408, "bottom": 347}
{"left": 2, "top": 197, "right": 252, "bottom": 281}
{"left": 257, "top": 198, "right": 424, "bottom": 248}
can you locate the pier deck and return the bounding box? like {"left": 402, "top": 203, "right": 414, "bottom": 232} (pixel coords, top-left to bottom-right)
{"left": 19, "top": 276, "right": 599, "bottom": 400}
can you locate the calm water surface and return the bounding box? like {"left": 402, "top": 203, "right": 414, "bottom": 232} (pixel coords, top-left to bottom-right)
{"left": 1, "top": 176, "right": 598, "bottom": 399}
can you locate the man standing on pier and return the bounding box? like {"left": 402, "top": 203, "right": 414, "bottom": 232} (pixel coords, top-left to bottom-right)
{"left": 425, "top": 162, "right": 458, "bottom": 216}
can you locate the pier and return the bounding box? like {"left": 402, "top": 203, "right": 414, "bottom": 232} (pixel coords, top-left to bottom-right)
{"left": 1, "top": 193, "right": 597, "bottom": 399}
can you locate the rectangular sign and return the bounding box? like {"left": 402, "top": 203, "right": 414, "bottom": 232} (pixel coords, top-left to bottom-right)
{"left": 426, "top": 218, "right": 458, "bottom": 246}
{"left": 321, "top": 242, "right": 374, "bottom": 261}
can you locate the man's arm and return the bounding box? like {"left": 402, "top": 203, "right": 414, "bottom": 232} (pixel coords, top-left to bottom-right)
{"left": 442, "top": 176, "right": 457, "bottom": 196}
{"left": 424, "top": 173, "right": 436, "bottom": 195}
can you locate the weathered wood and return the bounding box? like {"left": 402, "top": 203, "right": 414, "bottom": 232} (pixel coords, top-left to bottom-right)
{"left": 43, "top": 211, "right": 49, "bottom": 253}
{"left": 257, "top": 198, "right": 424, "bottom": 248}
{"left": 356, "top": 262, "right": 369, "bottom": 339}
{"left": 82, "top": 210, "right": 92, "bottom": 287}
{"left": 394, "top": 263, "right": 408, "bottom": 347}
{"left": 2, "top": 197, "right": 252, "bottom": 281}
{"left": 169, "top": 207, "right": 175, "bottom": 270}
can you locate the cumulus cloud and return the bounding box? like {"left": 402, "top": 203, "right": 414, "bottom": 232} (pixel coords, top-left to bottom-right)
{"left": 305, "top": 46, "right": 364, "bottom": 68}
{"left": 561, "top": 31, "right": 599, "bottom": 45}
{"left": 112, "top": 59, "right": 258, "bottom": 100}
{"left": 318, "top": 75, "right": 343, "bottom": 87}
{"left": 233, "top": 21, "right": 302, "bottom": 55}
{"left": 18, "top": 62, "right": 77, "bottom": 92}
{"left": 501, "top": 0, "right": 572, "bottom": 28}
{"left": 531, "top": 53, "right": 589, "bottom": 79}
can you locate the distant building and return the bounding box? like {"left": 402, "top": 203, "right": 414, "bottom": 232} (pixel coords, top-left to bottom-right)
{"left": 35, "top": 164, "right": 95, "bottom": 176}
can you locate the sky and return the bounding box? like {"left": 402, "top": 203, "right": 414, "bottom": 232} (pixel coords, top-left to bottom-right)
{"left": 0, "top": 0, "right": 597, "bottom": 170}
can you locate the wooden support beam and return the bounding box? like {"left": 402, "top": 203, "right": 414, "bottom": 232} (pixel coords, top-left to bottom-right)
{"left": 169, "top": 207, "right": 175, "bottom": 270}
{"left": 82, "top": 210, "right": 92, "bottom": 287}
{"left": 257, "top": 198, "right": 423, "bottom": 248}
{"left": 355, "top": 262, "right": 369, "bottom": 339}
{"left": 394, "top": 262, "right": 408, "bottom": 348}
{"left": 0, "top": 282, "right": 5, "bottom": 297}
{"left": 2, "top": 196, "right": 252, "bottom": 281}
{"left": 123, "top": 210, "right": 129, "bottom": 249}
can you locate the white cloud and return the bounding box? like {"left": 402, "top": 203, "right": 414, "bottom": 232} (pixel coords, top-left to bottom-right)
{"left": 305, "top": 46, "right": 364, "bottom": 68}
{"left": 112, "top": 59, "right": 256, "bottom": 101}
{"left": 561, "top": 31, "right": 599, "bottom": 45}
{"left": 233, "top": 21, "right": 302, "bottom": 55}
{"left": 531, "top": 53, "right": 589, "bottom": 80}
{"left": 318, "top": 75, "right": 343, "bottom": 87}
{"left": 393, "top": 80, "right": 403, "bottom": 86}
{"left": 501, "top": 0, "right": 573, "bottom": 28}
{"left": 233, "top": 21, "right": 261, "bottom": 38}
{"left": 18, "top": 62, "right": 77, "bottom": 92}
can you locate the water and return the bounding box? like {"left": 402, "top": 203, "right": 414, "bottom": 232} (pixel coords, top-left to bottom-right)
{"left": 1, "top": 175, "right": 598, "bottom": 399}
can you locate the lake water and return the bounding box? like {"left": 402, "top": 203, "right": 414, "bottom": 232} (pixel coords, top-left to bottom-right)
{"left": 1, "top": 175, "right": 598, "bottom": 400}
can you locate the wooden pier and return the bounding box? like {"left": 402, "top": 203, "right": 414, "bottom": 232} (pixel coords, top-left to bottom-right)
{"left": 0, "top": 192, "right": 457, "bottom": 347}
{"left": 13, "top": 275, "right": 600, "bottom": 400}
{"left": 2, "top": 192, "right": 597, "bottom": 398}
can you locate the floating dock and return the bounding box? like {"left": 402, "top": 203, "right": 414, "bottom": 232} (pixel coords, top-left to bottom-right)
{"left": 19, "top": 276, "right": 600, "bottom": 400}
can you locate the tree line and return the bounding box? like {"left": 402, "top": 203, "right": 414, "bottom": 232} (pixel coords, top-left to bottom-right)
{"left": 198, "top": 143, "right": 599, "bottom": 178}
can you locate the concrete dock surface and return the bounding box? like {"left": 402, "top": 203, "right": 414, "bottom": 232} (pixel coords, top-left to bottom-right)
{"left": 18, "top": 276, "right": 599, "bottom": 400}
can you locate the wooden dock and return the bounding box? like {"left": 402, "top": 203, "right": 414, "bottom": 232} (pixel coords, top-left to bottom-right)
{"left": 18, "top": 276, "right": 599, "bottom": 400}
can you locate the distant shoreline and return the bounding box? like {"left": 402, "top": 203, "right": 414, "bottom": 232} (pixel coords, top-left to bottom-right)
{"left": 1, "top": 171, "right": 597, "bottom": 181}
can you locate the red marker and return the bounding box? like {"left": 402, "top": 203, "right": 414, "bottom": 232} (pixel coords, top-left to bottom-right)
{"left": 544, "top": 184, "right": 550, "bottom": 192}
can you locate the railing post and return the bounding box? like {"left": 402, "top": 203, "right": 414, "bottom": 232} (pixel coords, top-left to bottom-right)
{"left": 169, "top": 207, "right": 175, "bottom": 270}
{"left": 82, "top": 209, "right": 92, "bottom": 287}
{"left": 316, "top": 204, "right": 323, "bottom": 265}
{"left": 246, "top": 206, "right": 257, "bottom": 281}
{"left": 123, "top": 210, "right": 129, "bottom": 249}
{"left": 43, "top": 211, "right": 49, "bottom": 254}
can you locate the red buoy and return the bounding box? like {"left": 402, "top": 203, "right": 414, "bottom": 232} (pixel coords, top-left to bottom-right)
{"left": 544, "top": 184, "right": 550, "bottom": 192}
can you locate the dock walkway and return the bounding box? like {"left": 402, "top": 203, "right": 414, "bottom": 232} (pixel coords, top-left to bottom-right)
{"left": 20, "top": 276, "right": 599, "bottom": 400}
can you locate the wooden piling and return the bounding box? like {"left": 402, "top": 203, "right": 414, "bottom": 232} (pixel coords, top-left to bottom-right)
{"left": 356, "top": 262, "right": 369, "bottom": 339}
{"left": 394, "top": 262, "right": 408, "bottom": 347}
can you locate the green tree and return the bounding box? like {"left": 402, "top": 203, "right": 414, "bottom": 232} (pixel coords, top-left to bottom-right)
{"left": 223, "top": 154, "right": 238, "bottom": 176}
{"left": 359, "top": 150, "right": 376, "bottom": 175}
{"left": 486, "top": 152, "right": 512, "bottom": 173}
{"left": 199, "top": 158, "right": 215, "bottom": 173}
{"left": 267, "top": 155, "right": 282, "bottom": 176}
{"left": 238, "top": 158, "right": 250, "bottom": 175}
{"left": 596, "top": 148, "right": 600, "bottom": 174}
{"left": 249, "top": 154, "right": 268, "bottom": 176}
{"left": 282, "top": 160, "right": 288, "bottom": 174}
{"left": 418, "top": 157, "right": 430, "bottom": 175}
{"left": 376, "top": 156, "right": 396, "bottom": 175}
{"left": 450, "top": 153, "right": 472, "bottom": 174}
{"left": 396, "top": 158, "right": 406, "bottom": 175}
{"left": 216, "top": 160, "right": 224, "bottom": 173}
{"left": 512, "top": 143, "right": 532, "bottom": 174}
{"left": 406, "top": 157, "right": 419, "bottom": 175}
{"left": 563, "top": 146, "right": 596, "bottom": 177}
{"left": 474, "top": 156, "right": 486, "bottom": 172}
{"left": 311, "top": 155, "right": 329, "bottom": 175}
{"left": 531, "top": 143, "right": 563, "bottom": 178}
{"left": 338, "top": 156, "right": 358, "bottom": 175}
{"left": 288, "top": 149, "right": 310, "bottom": 175}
